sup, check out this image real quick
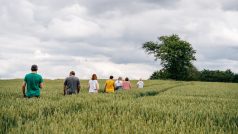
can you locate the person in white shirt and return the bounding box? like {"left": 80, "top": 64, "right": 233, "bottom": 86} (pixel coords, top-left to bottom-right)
{"left": 88, "top": 74, "right": 99, "bottom": 93}
{"left": 115, "top": 77, "right": 123, "bottom": 91}
{"left": 137, "top": 78, "right": 144, "bottom": 89}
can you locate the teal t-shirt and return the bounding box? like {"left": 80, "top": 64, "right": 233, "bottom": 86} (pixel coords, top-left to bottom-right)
{"left": 24, "top": 73, "right": 43, "bottom": 97}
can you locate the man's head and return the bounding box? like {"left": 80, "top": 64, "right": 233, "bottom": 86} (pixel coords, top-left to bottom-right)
{"left": 31, "top": 65, "right": 38, "bottom": 72}
{"left": 109, "top": 75, "right": 113, "bottom": 79}
{"left": 70, "top": 71, "right": 75, "bottom": 76}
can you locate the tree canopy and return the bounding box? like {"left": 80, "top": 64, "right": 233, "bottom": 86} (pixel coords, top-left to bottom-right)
{"left": 143, "top": 34, "right": 196, "bottom": 80}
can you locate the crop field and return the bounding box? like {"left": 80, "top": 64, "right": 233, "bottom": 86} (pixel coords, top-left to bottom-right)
{"left": 0, "top": 79, "right": 238, "bottom": 134}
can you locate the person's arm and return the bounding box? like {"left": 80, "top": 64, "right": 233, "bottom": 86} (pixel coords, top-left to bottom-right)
{"left": 96, "top": 82, "right": 99, "bottom": 92}
{"left": 22, "top": 82, "right": 26, "bottom": 97}
{"left": 129, "top": 82, "right": 132, "bottom": 89}
{"left": 63, "top": 85, "right": 67, "bottom": 95}
{"left": 64, "top": 79, "right": 67, "bottom": 95}
{"left": 88, "top": 81, "right": 90, "bottom": 91}
{"left": 77, "top": 80, "right": 80, "bottom": 93}
{"left": 104, "top": 83, "right": 107, "bottom": 93}
{"left": 77, "top": 85, "right": 80, "bottom": 94}
{"left": 40, "top": 83, "right": 43, "bottom": 89}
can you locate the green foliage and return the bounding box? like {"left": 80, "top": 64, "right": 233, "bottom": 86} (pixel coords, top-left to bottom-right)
{"left": 200, "top": 69, "right": 235, "bottom": 82}
{"left": 150, "top": 65, "right": 200, "bottom": 81}
{"left": 233, "top": 74, "right": 238, "bottom": 83}
{"left": 0, "top": 79, "right": 238, "bottom": 133}
{"left": 143, "top": 34, "right": 196, "bottom": 80}
{"left": 149, "top": 69, "right": 169, "bottom": 80}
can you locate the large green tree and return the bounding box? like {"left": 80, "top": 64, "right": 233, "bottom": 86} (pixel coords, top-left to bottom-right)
{"left": 143, "top": 34, "right": 196, "bottom": 80}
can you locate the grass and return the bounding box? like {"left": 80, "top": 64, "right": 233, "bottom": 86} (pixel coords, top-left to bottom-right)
{"left": 0, "top": 79, "right": 237, "bottom": 134}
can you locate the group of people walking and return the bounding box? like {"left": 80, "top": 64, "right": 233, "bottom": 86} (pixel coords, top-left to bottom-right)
{"left": 22, "top": 65, "right": 144, "bottom": 98}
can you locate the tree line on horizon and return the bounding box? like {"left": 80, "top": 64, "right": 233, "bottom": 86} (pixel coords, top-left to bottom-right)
{"left": 143, "top": 34, "right": 238, "bottom": 83}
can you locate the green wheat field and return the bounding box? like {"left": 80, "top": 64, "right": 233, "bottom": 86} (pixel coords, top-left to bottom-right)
{"left": 0, "top": 79, "right": 237, "bottom": 134}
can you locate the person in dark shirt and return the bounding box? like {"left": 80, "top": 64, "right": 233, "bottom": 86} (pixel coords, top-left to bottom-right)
{"left": 64, "top": 71, "right": 80, "bottom": 95}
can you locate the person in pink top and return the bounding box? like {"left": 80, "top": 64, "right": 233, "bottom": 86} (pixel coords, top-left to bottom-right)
{"left": 122, "top": 77, "right": 132, "bottom": 90}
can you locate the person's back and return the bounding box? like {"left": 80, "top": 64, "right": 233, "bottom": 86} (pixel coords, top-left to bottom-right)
{"left": 89, "top": 74, "right": 99, "bottom": 93}
{"left": 105, "top": 76, "right": 115, "bottom": 93}
{"left": 122, "top": 77, "right": 131, "bottom": 90}
{"left": 137, "top": 79, "right": 144, "bottom": 89}
{"left": 115, "top": 77, "right": 123, "bottom": 91}
{"left": 64, "top": 71, "right": 80, "bottom": 95}
{"left": 22, "top": 65, "right": 43, "bottom": 98}
{"left": 89, "top": 80, "right": 99, "bottom": 93}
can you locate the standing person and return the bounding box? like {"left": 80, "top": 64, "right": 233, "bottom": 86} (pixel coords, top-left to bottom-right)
{"left": 104, "top": 76, "right": 115, "bottom": 93}
{"left": 22, "top": 65, "right": 43, "bottom": 98}
{"left": 137, "top": 78, "right": 144, "bottom": 89}
{"left": 88, "top": 74, "right": 99, "bottom": 93}
{"left": 122, "top": 77, "right": 132, "bottom": 90}
{"left": 115, "top": 77, "right": 123, "bottom": 91}
{"left": 64, "top": 71, "right": 80, "bottom": 95}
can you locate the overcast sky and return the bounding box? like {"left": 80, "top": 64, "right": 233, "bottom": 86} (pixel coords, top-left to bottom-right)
{"left": 0, "top": 0, "right": 238, "bottom": 79}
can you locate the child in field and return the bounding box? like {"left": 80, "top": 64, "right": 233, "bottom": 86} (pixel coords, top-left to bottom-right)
{"left": 137, "top": 78, "right": 144, "bottom": 89}
{"left": 115, "top": 77, "right": 123, "bottom": 91}
{"left": 104, "top": 76, "right": 115, "bottom": 93}
{"left": 122, "top": 77, "right": 131, "bottom": 90}
{"left": 88, "top": 74, "right": 99, "bottom": 93}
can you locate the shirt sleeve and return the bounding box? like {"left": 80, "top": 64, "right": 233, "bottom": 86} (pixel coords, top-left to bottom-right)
{"left": 64, "top": 78, "right": 67, "bottom": 86}
{"left": 24, "top": 75, "right": 27, "bottom": 82}
{"left": 40, "top": 76, "right": 43, "bottom": 83}
{"left": 77, "top": 79, "right": 80, "bottom": 86}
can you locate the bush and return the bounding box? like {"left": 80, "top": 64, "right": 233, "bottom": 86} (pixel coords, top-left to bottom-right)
{"left": 150, "top": 69, "right": 238, "bottom": 83}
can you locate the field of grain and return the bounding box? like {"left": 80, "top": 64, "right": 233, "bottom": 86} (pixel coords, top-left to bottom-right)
{"left": 0, "top": 79, "right": 237, "bottom": 134}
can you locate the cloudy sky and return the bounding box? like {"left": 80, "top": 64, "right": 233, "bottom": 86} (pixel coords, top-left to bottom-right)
{"left": 0, "top": 0, "right": 238, "bottom": 79}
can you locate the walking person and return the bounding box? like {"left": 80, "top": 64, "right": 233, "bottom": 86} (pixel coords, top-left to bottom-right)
{"left": 88, "top": 74, "right": 99, "bottom": 93}
{"left": 104, "top": 76, "right": 115, "bottom": 93}
{"left": 22, "top": 65, "right": 43, "bottom": 98}
{"left": 122, "top": 77, "right": 132, "bottom": 90}
{"left": 64, "top": 71, "right": 80, "bottom": 95}
{"left": 115, "top": 77, "right": 123, "bottom": 91}
{"left": 137, "top": 78, "right": 144, "bottom": 89}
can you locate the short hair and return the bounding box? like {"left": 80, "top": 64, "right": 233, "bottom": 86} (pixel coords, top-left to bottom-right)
{"left": 92, "top": 74, "right": 97, "bottom": 80}
{"left": 118, "top": 77, "right": 122, "bottom": 80}
{"left": 31, "top": 65, "right": 38, "bottom": 71}
{"left": 109, "top": 75, "right": 113, "bottom": 79}
{"left": 70, "top": 71, "right": 75, "bottom": 76}
{"left": 125, "top": 77, "right": 129, "bottom": 81}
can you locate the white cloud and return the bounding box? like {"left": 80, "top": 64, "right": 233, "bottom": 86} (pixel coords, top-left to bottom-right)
{"left": 0, "top": 0, "right": 238, "bottom": 79}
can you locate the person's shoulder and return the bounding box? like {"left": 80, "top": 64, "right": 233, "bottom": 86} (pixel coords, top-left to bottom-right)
{"left": 24, "top": 73, "right": 31, "bottom": 79}
{"left": 93, "top": 80, "right": 98, "bottom": 83}
{"left": 36, "top": 73, "right": 43, "bottom": 78}
{"left": 75, "top": 76, "right": 80, "bottom": 80}
{"left": 25, "top": 73, "right": 30, "bottom": 77}
{"left": 65, "top": 76, "right": 70, "bottom": 81}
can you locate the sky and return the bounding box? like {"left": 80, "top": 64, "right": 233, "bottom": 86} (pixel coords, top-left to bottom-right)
{"left": 0, "top": 0, "right": 238, "bottom": 79}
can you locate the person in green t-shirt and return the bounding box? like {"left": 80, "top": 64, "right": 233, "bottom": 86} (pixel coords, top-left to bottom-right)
{"left": 22, "top": 65, "right": 43, "bottom": 98}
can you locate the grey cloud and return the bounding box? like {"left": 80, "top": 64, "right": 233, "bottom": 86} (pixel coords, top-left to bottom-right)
{"left": 1, "top": 0, "right": 238, "bottom": 78}
{"left": 198, "top": 46, "right": 238, "bottom": 61}
{"left": 77, "top": 0, "right": 179, "bottom": 15}
{"left": 221, "top": 0, "right": 238, "bottom": 11}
